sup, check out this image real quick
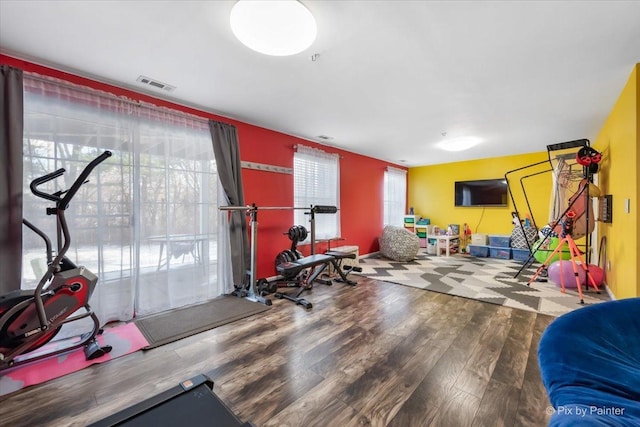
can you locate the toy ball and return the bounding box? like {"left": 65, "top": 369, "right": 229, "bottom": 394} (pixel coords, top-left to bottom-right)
{"left": 533, "top": 237, "right": 571, "bottom": 264}
{"left": 584, "top": 264, "right": 604, "bottom": 286}
{"left": 548, "top": 260, "right": 585, "bottom": 288}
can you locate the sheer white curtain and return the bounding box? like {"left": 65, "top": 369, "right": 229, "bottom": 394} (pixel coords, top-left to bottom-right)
{"left": 135, "top": 106, "right": 221, "bottom": 316}
{"left": 384, "top": 167, "right": 407, "bottom": 226}
{"left": 293, "top": 145, "right": 340, "bottom": 239}
{"left": 21, "top": 74, "right": 223, "bottom": 323}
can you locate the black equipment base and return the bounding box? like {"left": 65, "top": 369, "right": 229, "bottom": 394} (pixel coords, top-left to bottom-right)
{"left": 87, "top": 374, "right": 254, "bottom": 427}
{"left": 269, "top": 254, "right": 333, "bottom": 309}
{"left": 324, "top": 250, "right": 362, "bottom": 286}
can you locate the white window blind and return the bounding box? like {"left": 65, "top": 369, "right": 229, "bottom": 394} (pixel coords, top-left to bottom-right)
{"left": 293, "top": 145, "right": 340, "bottom": 240}
{"left": 384, "top": 167, "right": 407, "bottom": 226}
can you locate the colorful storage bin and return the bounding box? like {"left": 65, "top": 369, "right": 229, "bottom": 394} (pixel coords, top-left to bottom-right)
{"left": 403, "top": 215, "right": 416, "bottom": 225}
{"left": 489, "top": 235, "right": 511, "bottom": 248}
{"left": 489, "top": 246, "right": 512, "bottom": 259}
{"left": 469, "top": 245, "right": 490, "bottom": 257}
{"left": 426, "top": 239, "right": 437, "bottom": 255}
{"left": 511, "top": 248, "right": 532, "bottom": 263}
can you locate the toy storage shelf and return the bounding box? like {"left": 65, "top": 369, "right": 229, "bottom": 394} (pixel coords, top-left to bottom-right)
{"left": 403, "top": 215, "right": 419, "bottom": 232}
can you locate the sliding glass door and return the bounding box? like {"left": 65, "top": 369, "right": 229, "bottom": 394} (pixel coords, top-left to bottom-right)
{"left": 21, "top": 74, "right": 222, "bottom": 323}
{"left": 135, "top": 117, "right": 219, "bottom": 316}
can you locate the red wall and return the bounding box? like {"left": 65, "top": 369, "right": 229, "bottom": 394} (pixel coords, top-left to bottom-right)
{"left": 2, "top": 54, "right": 406, "bottom": 279}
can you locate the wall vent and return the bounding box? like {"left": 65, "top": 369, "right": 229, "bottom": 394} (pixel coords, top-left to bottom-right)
{"left": 136, "top": 75, "right": 176, "bottom": 92}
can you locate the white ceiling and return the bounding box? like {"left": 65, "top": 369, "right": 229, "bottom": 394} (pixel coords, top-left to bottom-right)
{"left": 1, "top": 1, "right": 639, "bottom": 167}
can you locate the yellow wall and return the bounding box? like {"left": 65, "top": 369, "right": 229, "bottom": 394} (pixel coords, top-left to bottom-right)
{"left": 593, "top": 64, "right": 639, "bottom": 299}
{"left": 408, "top": 152, "right": 552, "bottom": 236}
{"left": 408, "top": 64, "right": 639, "bottom": 299}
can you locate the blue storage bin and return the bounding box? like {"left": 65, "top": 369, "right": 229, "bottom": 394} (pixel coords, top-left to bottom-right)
{"left": 489, "top": 246, "right": 512, "bottom": 260}
{"left": 512, "top": 248, "right": 532, "bottom": 263}
{"left": 489, "top": 235, "right": 511, "bottom": 248}
{"left": 469, "top": 245, "right": 490, "bottom": 257}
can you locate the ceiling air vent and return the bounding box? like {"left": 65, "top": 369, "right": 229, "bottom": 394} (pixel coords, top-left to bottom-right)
{"left": 136, "top": 75, "right": 176, "bottom": 92}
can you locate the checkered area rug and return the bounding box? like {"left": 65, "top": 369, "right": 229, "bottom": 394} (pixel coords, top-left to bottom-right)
{"left": 358, "top": 253, "right": 609, "bottom": 316}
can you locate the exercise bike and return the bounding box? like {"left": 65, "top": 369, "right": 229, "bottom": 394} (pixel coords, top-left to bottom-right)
{"left": 0, "top": 151, "right": 113, "bottom": 371}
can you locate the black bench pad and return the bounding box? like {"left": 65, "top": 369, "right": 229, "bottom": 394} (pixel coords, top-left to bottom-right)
{"left": 276, "top": 254, "right": 334, "bottom": 275}
{"left": 324, "top": 250, "right": 356, "bottom": 260}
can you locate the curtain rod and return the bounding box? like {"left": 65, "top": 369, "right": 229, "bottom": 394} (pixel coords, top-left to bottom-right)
{"left": 292, "top": 144, "right": 344, "bottom": 159}
{"left": 24, "top": 72, "right": 208, "bottom": 124}
{"left": 386, "top": 166, "right": 407, "bottom": 173}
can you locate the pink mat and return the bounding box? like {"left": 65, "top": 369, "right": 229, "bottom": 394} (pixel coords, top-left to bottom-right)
{"left": 0, "top": 322, "right": 149, "bottom": 397}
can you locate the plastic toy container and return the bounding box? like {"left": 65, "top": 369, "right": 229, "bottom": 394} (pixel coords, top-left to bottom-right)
{"left": 511, "top": 248, "right": 532, "bottom": 263}
{"left": 471, "top": 234, "right": 488, "bottom": 245}
{"left": 469, "top": 245, "right": 490, "bottom": 257}
{"left": 489, "top": 235, "right": 511, "bottom": 248}
{"left": 489, "top": 246, "right": 512, "bottom": 260}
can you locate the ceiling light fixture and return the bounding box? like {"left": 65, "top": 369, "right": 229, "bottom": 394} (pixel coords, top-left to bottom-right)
{"left": 437, "top": 137, "right": 482, "bottom": 152}
{"left": 230, "top": 0, "right": 317, "bottom": 56}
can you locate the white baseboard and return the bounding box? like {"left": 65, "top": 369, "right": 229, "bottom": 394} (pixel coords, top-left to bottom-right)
{"left": 604, "top": 284, "right": 616, "bottom": 300}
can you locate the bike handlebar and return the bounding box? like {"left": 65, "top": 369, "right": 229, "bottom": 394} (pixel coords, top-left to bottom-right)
{"left": 29, "top": 151, "right": 113, "bottom": 210}
{"left": 60, "top": 151, "right": 112, "bottom": 210}
{"left": 30, "top": 168, "right": 66, "bottom": 203}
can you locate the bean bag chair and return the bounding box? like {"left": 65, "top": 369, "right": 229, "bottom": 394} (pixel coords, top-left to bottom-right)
{"left": 538, "top": 298, "right": 640, "bottom": 426}
{"left": 379, "top": 225, "right": 420, "bottom": 262}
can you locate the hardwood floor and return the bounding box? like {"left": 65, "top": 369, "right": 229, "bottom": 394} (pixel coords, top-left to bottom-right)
{"left": 0, "top": 277, "right": 555, "bottom": 427}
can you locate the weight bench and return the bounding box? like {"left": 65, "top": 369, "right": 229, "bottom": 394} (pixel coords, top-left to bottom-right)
{"left": 263, "top": 254, "right": 334, "bottom": 309}
{"left": 322, "top": 250, "right": 362, "bottom": 286}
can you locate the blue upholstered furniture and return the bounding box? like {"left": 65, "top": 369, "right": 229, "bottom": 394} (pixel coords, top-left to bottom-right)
{"left": 538, "top": 298, "right": 640, "bottom": 426}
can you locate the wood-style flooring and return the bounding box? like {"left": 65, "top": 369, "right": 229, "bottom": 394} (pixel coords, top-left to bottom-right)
{"left": 0, "top": 277, "right": 555, "bottom": 427}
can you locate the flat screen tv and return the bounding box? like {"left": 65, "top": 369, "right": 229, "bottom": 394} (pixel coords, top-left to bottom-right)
{"left": 454, "top": 179, "right": 508, "bottom": 207}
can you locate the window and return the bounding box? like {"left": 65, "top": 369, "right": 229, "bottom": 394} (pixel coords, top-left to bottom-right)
{"left": 21, "top": 75, "right": 221, "bottom": 322}
{"left": 293, "top": 145, "right": 340, "bottom": 240}
{"left": 384, "top": 167, "right": 407, "bottom": 226}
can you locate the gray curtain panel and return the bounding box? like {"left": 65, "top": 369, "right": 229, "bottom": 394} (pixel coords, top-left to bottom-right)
{"left": 209, "top": 120, "right": 250, "bottom": 290}
{"left": 0, "top": 65, "right": 24, "bottom": 294}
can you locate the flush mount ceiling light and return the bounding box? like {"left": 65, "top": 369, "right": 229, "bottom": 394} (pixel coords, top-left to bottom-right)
{"left": 230, "top": 0, "right": 317, "bottom": 56}
{"left": 437, "top": 137, "right": 482, "bottom": 152}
